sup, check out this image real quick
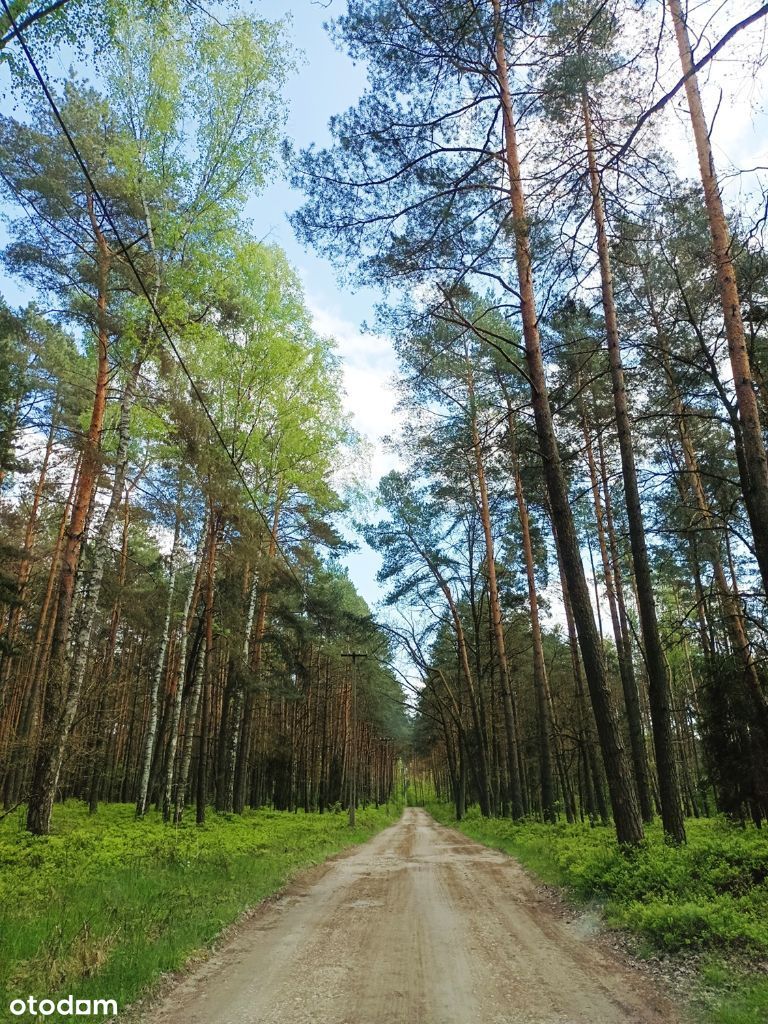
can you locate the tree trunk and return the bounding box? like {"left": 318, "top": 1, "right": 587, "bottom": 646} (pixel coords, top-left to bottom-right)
{"left": 491, "top": 0, "right": 642, "bottom": 843}
{"left": 88, "top": 493, "right": 131, "bottom": 815}
{"left": 668, "top": 0, "right": 768, "bottom": 597}
{"left": 582, "top": 87, "right": 685, "bottom": 843}
{"left": 62, "top": 358, "right": 142, "bottom": 728}
{"left": 174, "top": 513, "right": 218, "bottom": 823}
{"left": 195, "top": 534, "right": 217, "bottom": 825}
{"left": 221, "top": 567, "right": 259, "bottom": 812}
{"left": 136, "top": 507, "right": 182, "bottom": 817}
{"left": 162, "top": 517, "right": 208, "bottom": 821}
{"left": 580, "top": 403, "right": 654, "bottom": 823}
{"left": 549, "top": 502, "right": 610, "bottom": 825}
{"left": 505, "top": 403, "right": 556, "bottom": 822}
{"left": 467, "top": 369, "right": 524, "bottom": 818}
{"left": 26, "top": 200, "right": 111, "bottom": 835}
{"left": 0, "top": 400, "right": 57, "bottom": 688}
{"left": 234, "top": 493, "right": 282, "bottom": 813}
{"left": 4, "top": 460, "right": 81, "bottom": 807}
{"left": 425, "top": 550, "right": 492, "bottom": 816}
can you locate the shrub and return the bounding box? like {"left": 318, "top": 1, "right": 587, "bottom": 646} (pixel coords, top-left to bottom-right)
{"left": 425, "top": 804, "right": 768, "bottom": 957}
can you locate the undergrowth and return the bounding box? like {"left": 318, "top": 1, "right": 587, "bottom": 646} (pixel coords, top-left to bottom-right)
{"left": 426, "top": 802, "right": 768, "bottom": 1024}
{"left": 0, "top": 800, "right": 400, "bottom": 1021}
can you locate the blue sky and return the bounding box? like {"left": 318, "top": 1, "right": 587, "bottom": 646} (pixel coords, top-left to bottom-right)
{"left": 247, "top": 0, "right": 372, "bottom": 320}
{"left": 245, "top": 1, "right": 401, "bottom": 610}
{"left": 1, "top": 0, "right": 766, "bottom": 620}
{"left": 244, "top": 0, "right": 768, "bottom": 617}
{"left": 0, "top": 0, "right": 402, "bottom": 610}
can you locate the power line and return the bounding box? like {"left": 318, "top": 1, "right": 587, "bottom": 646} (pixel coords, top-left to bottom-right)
{"left": 0, "top": 0, "right": 304, "bottom": 591}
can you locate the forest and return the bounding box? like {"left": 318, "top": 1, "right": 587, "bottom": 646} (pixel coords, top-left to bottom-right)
{"left": 0, "top": 1, "right": 407, "bottom": 837}
{"left": 289, "top": 0, "right": 768, "bottom": 848}
{"left": 1, "top": 0, "right": 768, "bottom": 1022}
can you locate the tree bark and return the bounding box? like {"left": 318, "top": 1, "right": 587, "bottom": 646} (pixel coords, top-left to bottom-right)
{"left": 136, "top": 505, "right": 182, "bottom": 817}
{"left": 549, "top": 504, "right": 610, "bottom": 824}
{"left": 580, "top": 403, "right": 654, "bottom": 823}
{"left": 582, "top": 87, "right": 685, "bottom": 843}
{"left": 505, "top": 403, "right": 556, "bottom": 822}
{"left": 162, "top": 516, "right": 208, "bottom": 821}
{"left": 195, "top": 530, "right": 217, "bottom": 825}
{"left": 26, "top": 197, "right": 111, "bottom": 835}
{"left": 467, "top": 366, "right": 524, "bottom": 818}
{"left": 233, "top": 493, "right": 282, "bottom": 814}
{"left": 221, "top": 568, "right": 259, "bottom": 813}
{"left": 668, "top": 0, "right": 768, "bottom": 597}
{"left": 491, "top": 0, "right": 642, "bottom": 843}
{"left": 419, "top": 541, "right": 492, "bottom": 816}
{"left": 0, "top": 400, "right": 57, "bottom": 690}
{"left": 174, "top": 511, "right": 218, "bottom": 823}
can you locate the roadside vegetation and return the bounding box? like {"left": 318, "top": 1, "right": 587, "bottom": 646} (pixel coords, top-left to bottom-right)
{"left": 427, "top": 802, "right": 768, "bottom": 1024}
{"left": 0, "top": 3, "right": 406, "bottom": 841}
{"left": 1, "top": 0, "right": 768, "bottom": 1019}
{"left": 0, "top": 801, "right": 401, "bottom": 1022}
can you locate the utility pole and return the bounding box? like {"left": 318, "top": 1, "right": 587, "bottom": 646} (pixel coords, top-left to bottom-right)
{"left": 341, "top": 652, "right": 366, "bottom": 826}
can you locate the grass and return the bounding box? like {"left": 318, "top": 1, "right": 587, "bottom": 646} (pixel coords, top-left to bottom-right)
{"left": 426, "top": 802, "right": 768, "bottom": 1024}
{"left": 0, "top": 800, "right": 401, "bottom": 1022}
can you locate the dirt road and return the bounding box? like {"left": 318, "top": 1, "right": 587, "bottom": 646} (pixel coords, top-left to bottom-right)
{"left": 142, "top": 808, "right": 679, "bottom": 1024}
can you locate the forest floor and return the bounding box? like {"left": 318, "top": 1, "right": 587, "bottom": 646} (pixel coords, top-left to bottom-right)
{"left": 139, "top": 807, "right": 681, "bottom": 1024}
{"left": 427, "top": 803, "right": 768, "bottom": 1024}
{"left": 0, "top": 801, "right": 400, "bottom": 1022}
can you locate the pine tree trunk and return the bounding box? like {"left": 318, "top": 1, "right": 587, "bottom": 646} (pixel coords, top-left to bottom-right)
{"left": 0, "top": 401, "right": 57, "bottom": 690}
{"left": 5, "top": 462, "right": 81, "bottom": 807}
{"left": 88, "top": 496, "right": 131, "bottom": 815}
{"left": 26, "top": 203, "right": 111, "bottom": 835}
{"left": 162, "top": 518, "right": 208, "bottom": 821}
{"left": 491, "top": 0, "right": 642, "bottom": 843}
{"left": 549, "top": 504, "right": 610, "bottom": 824}
{"left": 582, "top": 88, "right": 685, "bottom": 843}
{"left": 174, "top": 514, "right": 218, "bottom": 823}
{"left": 221, "top": 568, "right": 259, "bottom": 812}
{"left": 195, "top": 542, "right": 217, "bottom": 825}
{"left": 426, "top": 551, "right": 492, "bottom": 816}
{"left": 505, "top": 404, "right": 556, "bottom": 822}
{"left": 468, "top": 374, "right": 524, "bottom": 818}
{"left": 61, "top": 358, "right": 141, "bottom": 744}
{"left": 580, "top": 403, "right": 654, "bottom": 822}
{"left": 136, "top": 510, "right": 182, "bottom": 817}
{"left": 668, "top": 0, "right": 768, "bottom": 596}
{"left": 234, "top": 495, "right": 282, "bottom": 813}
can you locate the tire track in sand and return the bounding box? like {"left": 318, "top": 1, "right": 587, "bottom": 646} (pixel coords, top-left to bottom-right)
{"left": 140, "top": 807, "right": 680, "bottom": 1024}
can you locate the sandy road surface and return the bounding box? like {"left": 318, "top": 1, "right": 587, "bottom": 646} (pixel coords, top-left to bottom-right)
{"left": 142, "top": 808, "right": 680, "bottom": 1024}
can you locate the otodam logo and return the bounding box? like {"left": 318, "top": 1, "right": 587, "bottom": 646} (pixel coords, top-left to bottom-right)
{"left": 9, "top": 996, "right": 118, "bottom": 1017}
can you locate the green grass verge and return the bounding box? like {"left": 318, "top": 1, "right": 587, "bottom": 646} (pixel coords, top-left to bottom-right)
{"left": 426, "top": 802, "right": 768, "bottom": 1024}
{"left": 1, "top": 800, "right": 401, "bottom": 1022}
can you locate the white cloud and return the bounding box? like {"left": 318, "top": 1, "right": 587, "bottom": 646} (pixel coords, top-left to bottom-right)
{"left": 648, "top": 6, "right": 768, "bottom": 202}
{"left": 308, "top": 299, "right": 403, "bottom": 486}
{"left": 302, "top": 297, "right": 408, "bottom": 609}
